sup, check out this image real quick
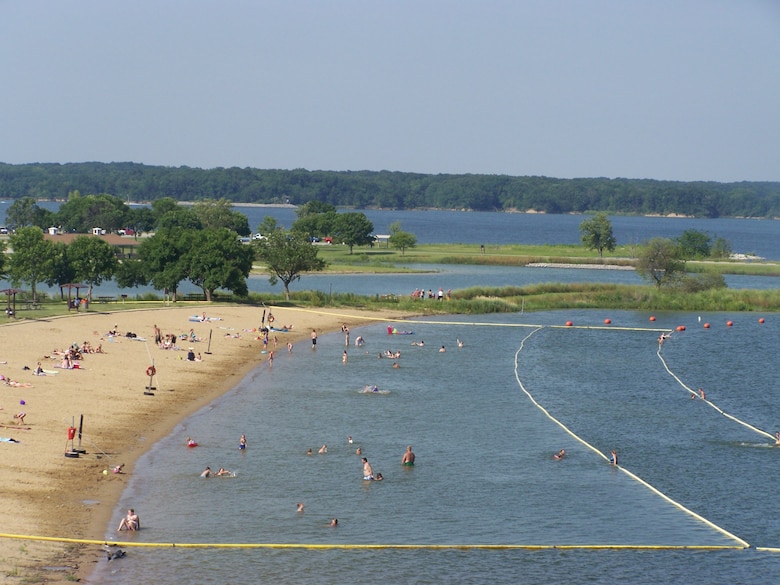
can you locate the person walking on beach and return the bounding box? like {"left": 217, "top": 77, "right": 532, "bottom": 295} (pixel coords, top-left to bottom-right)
{"left": 311, "top": 329, "right": 317, "bottom": 349}
{"left": 362, "top": 457, "right": 374, "bottom": 480}
{"left": 401, "top": 445, "right": 415, "bottom": 466}
{"left": 153, "top": 324, "right": 162, "bottom": 346}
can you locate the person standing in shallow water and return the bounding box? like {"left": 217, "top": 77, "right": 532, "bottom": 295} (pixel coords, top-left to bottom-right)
{"left": 311, "top": 329, "right": 317, "bottom": 349}
{"left": 402, "top": 445, "right": 415, "bottom": 466}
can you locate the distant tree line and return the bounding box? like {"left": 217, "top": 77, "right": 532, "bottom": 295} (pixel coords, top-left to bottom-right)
{"left": 1, "top": 162, "right": 779, "bottom": 218}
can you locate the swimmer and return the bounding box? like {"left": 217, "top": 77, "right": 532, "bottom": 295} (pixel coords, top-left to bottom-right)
{"left": 186, "top": 437, "right": 197, "bottom": 447}
{"left": 348, "top": 436, "right": 353, "bottom": 444}
{"left": 776, "top": 432, "right": 780, "bottom": 446}
{"left": 201, "top": 466, "right": 212, "bottom": 478}
{"left": 457, "top": 339, "right": 464, "bottom": 348}
{"left": 287, "top": 342, "right": 293, "bottom": 353}
{"left": 392, "top": 362, "right": 400, "bottom": 368}
{"left": 362, "top": 457, "right": 374, "bottom": 480}
{"left": 297, "top": 503, "right": 304, "bottom": 512}
{"left": 329, "top": 518, "right": 338, "bottom": 527}
{"left": 439, "top": 345, "right": 446, "bottom": 352}
{"left": 342, "top": 350, "right": 348, "bottom": 364}
{"left": 116, "top": 508, "right": 140, "bottom": 531}
{"left": 610, "top": 450, "right": 618, "bottom": 466}
{"left": 401, "top": 445, "right": 415, "bottom": 466}
{"left": 318, "top": 444, "right": 327, "bottom": 454}
{"left": 553, "top": 449, "right": 565, "bottom": 460}
{"left": 356, "top": 447, "right": 362, "bottom": 455}
{"left": 216, "top": 467, "right": 232, "bottom": 476}
{"left": 239, "top": 434, "right": 247, "bottom": 450}
{"left": 699, "top": 388, "right": 706, "bottom": 400}
{"left": 375, "top": 473, "right": 384, "bottom": 481}
{"left": 306, "top": 448, "right": 313, "bottom": 456}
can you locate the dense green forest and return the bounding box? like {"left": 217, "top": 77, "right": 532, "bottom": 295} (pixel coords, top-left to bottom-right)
{"left": 1, "top": 162, "right": 779, "bottom": 218}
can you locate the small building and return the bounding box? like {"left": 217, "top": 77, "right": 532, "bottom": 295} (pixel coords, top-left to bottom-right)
{"left": 48, "top": 226, "right": 62, "bottom": 235}
{"left": 92, "top": 227, "right": 107, "bottom": 236}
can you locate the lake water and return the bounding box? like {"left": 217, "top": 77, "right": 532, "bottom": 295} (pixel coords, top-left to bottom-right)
{"left": 91, "top": 310, "right": 780, "bottom": 584}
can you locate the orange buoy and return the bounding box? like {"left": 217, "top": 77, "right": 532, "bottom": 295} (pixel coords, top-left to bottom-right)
{"left": 676, "top": 325, "right": 686, "bottom": 332}
{"left": 759, "top": 318, "right": 765, "bottom": 324}
{"left": 604, "top": 319, "right": 611, "bottom": 325}
{"left": 703, "top": 323, "right": 710, "bottom": 329}
{"left": 649, "top": 316, "right": 656, "bottom": 322}
{"left": 726, "top": 320, "right": 733, "bottom": 327}
{"left": 565, "top": 321, "right": 573, "bottom": 327}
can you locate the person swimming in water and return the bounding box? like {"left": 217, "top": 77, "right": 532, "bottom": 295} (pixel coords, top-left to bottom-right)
{"left": 554, "top": 449, "right": 565, "bottom": 460}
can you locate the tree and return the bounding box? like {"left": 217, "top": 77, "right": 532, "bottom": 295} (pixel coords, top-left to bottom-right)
{"left": 7, "top": 227, "right": 57, "bottom": 303}
{"left": 332, "top": 212, "right": 374, "bottom": 254}
{"left": 190, "top": 198, "right": 251, "bottom": 235}
{"left": 256, "top": 215, "right": 279, "bottom": 236}
{"left": 675, "top": 229, "right": 711, "bottom": 260}
{"left": 295, "top": 200, "right": 336, "bottom": 218}
{"left": 388, "top": 222, "right": 417, "bottom": 256}
{"left": 137, "top": 227, "right": 192, "bottom": 299}
{"left": 186, "top": 228, "right": 254, "bottom": 300}
{"left": 291, "top": 210, "right": 338, "bottom": 241}
{"left": 66, "top": 236, "right": 119, "bottom": 301}
{"left": 710, "top": 237, "right": 732, "bottom": 259}
{"left": 635, "top": 238, "right": 686, "bottom": 288}
{"left": 55, "top": 192, "right": 130, "bottom": 233}
{"left": 579, "top": 212, "right": 616, "bottom": 257}
{"left": 6, "top": 197, "right": 48, "bottom": 230}
{"left": 255, "top": 229, "right": 326, "bottom": 300}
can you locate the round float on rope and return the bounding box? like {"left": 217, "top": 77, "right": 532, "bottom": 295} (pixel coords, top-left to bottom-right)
{"left": 703, "top": 323, "right": 710, "bottom": 329}
{"left": 676, "top": 325, "right": 686, "bottom": 332}
{"left": 604, "top": 319, "right": 611, "bottom": 325}
{"left": 565, "top": 321, "right": 573, "bottom": 327}
{"left": 649, "top": 316, "right": 656, "bottom": 322}
{"left": 759, "top": 318, "right": 765, "bottom": 324}
{"left": 726, "top": 320, "right": 734, "bottom": 327}
{"left": 146, "top": 365, "right": 156, "bottom": 377}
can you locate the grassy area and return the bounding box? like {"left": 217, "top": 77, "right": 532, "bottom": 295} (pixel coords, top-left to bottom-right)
{"left": 314, "top": 243, "right": 779, "bottom": 276}
{"left": 4, "top": 282, "right": 778, "bottom": 325}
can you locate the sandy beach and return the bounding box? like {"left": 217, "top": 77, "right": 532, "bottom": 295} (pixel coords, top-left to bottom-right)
{"left": 0, "top": 304, "right": 408, "bottom": 582}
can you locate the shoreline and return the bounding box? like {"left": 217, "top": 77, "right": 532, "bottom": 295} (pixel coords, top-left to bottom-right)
{"left": 0, "top": 305, "right": 410, "bottom": 583}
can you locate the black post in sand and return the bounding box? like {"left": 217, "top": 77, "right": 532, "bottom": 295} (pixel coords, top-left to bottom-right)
{"left": 205, "top": 329, "right": 213, "bottom": 355}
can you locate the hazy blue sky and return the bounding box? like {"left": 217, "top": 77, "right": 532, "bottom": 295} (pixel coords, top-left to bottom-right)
{"left": 2, "top": 1, "right": 778, "bottom": 182}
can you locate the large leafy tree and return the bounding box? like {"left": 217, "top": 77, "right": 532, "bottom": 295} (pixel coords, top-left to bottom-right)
{"left": 636, "top": 237, "right": 686, "bottom": 288}
{"left": 255, "top": 228, "right": 326, "bottom": 300}
{"left": 186, "top": 228, "right": 254, "bottom": 300}
{"left": 291, "top": 210, "right": 338, "bottom": 240}
{"left": 137, "top": 227, "right": 192, "bottom": 298}
{"left": 55, "top": 192, "right": 131, "bottom": 233}
{"left": 66, "top": 236, "right": 119, "bottom": 300}
{"left": 388, "top": 221, "right": 417, "bottom": 255}
{"left": 190, "top": 198, "right": 251, "bottom": 235}
{"left": 5, "top": 197, "right": 54, "bottom": 230}
{"left": 332, "top": 212, "right": 374, "bottom": 254}
{"left": 579, "top": 212, "right": 616, "bottom": 257}
{"left": 675, "top": 229, "right": 711, "bottom": 260}
{"left": 8, "top": 226, "right": 57, "bottom": 303}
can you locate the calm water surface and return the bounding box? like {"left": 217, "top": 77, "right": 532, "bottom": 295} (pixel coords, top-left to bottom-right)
{"left": 92, "top": 310, "right": 780, "bottom": 584}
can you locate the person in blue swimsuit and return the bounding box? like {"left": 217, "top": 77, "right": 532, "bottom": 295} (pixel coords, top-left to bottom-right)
{"left": 239, "top": 434, "right": 247, "bottom": 450}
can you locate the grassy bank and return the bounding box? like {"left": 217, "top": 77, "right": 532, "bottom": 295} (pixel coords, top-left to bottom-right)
{"left": 316, "top": 243, "right": 780, "bottom": 276}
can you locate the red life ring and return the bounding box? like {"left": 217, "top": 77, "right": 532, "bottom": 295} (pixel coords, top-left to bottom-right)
{"left": 146, "top": 365, "right": 156, "bottom": 377}
{"left": 268, "top": 314, "right": 275, "bottom": 323}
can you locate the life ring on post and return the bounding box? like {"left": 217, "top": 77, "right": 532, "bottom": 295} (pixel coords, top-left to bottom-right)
{"left": 268, "top": 314, "right": 275, "bottom": 323}
{"left": 146, "top": 365, "right": 157, "bottom": 377}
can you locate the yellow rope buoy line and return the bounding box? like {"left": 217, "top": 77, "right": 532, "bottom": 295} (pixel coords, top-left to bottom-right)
{"left": 657, "top": 348, "right": 775, "bottom": 441}
{"left": 513, "top": 328, "right": 751, "bottom": 549}
{"left": 0, "top": 533, "right": 748, "bottom": 550}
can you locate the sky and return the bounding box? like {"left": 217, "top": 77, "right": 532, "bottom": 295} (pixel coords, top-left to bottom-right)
{"left": 1, "top": 1, "right": 779, "bottom": 182}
